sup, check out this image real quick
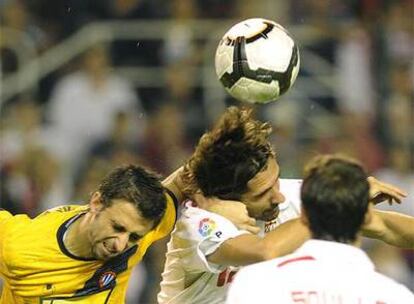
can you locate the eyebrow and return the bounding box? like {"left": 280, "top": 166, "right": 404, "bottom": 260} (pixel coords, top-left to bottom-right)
{"left": 253, "top": 170, "right": 280, "bottom": 198}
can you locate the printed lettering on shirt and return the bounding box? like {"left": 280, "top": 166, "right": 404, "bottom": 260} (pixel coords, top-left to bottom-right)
{"left": 198, "top": 218, "right": 217, "bottom": 237}
{"left": 291, "top": 291, "right": 387, "bottom": 304}
{"left": 39, "top": 205, "right": 75, "bottom": 217}
{"left": 292, "top": 291, "right": 342, "bottom": 304}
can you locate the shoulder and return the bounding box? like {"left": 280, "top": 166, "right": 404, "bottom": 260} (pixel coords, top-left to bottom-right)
{"left": 179, "top": 202, "right": 238, "bottom": 230}
{"left": 23, "top": 205, "right": 87, "bottom": 235}
{"left": 1, "top": 205, "right": 85, "bottom": 229}
{"left": 0, "top": 205, "right": 86, "bottom": 268}
{"left": 0, "top": 208, "right": 41, "bottom": 228}
{"left": 241, "top": 252, "right": 294, "bottom": 271}
{"left": 236, "top": 250, "right": 311, "bottom": 280}
{"left": 0, "top": 209, "right": 24, "bottom": 235}
{"left": 151, "top": 191, "right": 179, "bottom": 239}
{"left": 174, "top": 202, "right": 245, "bottom": 243}
{"left": 279, "top": 178, "right": 302, "bottom": 212}
{"left": 36, "top": 204, "right": 88, "bottom": 218}
{"left": 372, "top": 272, "right": 414, "bottom": 299}
{"left": 0, "top": 209, "right": 13, "bottom": 222}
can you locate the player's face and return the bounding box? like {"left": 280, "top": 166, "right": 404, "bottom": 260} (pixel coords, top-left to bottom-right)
{"left": 241, "top": 157, "right": 285, "bottom": 221}
{"left": 88, "top": 199, "right": 155, "bottom": 260}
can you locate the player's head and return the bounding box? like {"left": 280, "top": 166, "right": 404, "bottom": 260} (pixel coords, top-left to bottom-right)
{"left": 183, "top": 106, "right": 285, "bottom": 221}
{"left": 87, "top": 165, "right": 166, "bottom": 260}
{"left": 300, "top": 154, "right": 370, "bottom": 243}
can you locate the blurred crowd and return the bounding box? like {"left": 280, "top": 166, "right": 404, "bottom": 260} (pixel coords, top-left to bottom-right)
{"left": 1, "top": 0, "right": 413, "bottom": 302}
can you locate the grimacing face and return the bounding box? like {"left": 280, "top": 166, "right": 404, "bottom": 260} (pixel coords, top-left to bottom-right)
{"left": 88, "top": 197, "right": 155, "bottom": 260}
{"left": 240, "top": 157, "right": 285, "bottom": 222}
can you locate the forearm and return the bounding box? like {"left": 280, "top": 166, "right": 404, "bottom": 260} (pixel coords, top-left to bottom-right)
{"left": 207, "top": 234, "right": 270, "bottom": 266}
{"left": 362, "top": 210, "right": 414, "bottom": 248}
{"left": 162, "top": 166, "right": 185, "bottom": 203}
{"left": 207, "top": 218, "right": 310, "bottom": 267}
{"left": 262, "top": 218, "right": 311, "bottom": 259}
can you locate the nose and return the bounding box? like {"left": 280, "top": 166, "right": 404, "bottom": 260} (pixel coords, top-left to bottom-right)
{"left": 271, "top": 186, "right": 285, "bottom": 205}
{"left": 111, "top": 234, "right": 129, "bottom": 253}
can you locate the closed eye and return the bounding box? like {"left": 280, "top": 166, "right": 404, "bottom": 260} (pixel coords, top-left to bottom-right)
{"left": 253, "top": 172, "right": 280, "bottom": 199}
{"left": 129, "top": 233, "right": 141, "bottom": 243}
{"left": 113, "top": 224, "right": 126, "bottom": 233}
{"left": 112, "top": 221, "right": 143, "bottom": 243}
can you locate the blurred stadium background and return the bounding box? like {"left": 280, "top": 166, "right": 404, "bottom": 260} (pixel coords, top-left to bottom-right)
{"left": 0, "top": 0, "right": 413, "bottom": 302}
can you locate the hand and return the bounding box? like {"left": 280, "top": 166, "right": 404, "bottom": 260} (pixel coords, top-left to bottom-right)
{"left": 367, "top": 176, "right": 407, "bottom": 205}
{"left": 193, "top": 193, "right": 260, "bottom": 234}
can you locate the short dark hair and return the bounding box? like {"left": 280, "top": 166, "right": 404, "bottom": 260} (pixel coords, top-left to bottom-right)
{"left": 301, "top": 155, "right": 370, "bottom": 243}
{"left": 98, "top": 165, "right": 166, "bottom": 226}
{"left": 182, "top": 106, "right": 274, "bottom": 200}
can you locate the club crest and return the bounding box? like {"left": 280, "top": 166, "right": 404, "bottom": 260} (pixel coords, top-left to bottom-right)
{"left": 98, "top": 271, "right": 116, "bottom": 288}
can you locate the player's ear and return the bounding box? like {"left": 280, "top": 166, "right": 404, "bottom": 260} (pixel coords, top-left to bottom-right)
{"left": 300, "top": 206, "right": 309, "bottom": 227}
{"left": 89, "top": 192, "right": 104, "bottom": 213}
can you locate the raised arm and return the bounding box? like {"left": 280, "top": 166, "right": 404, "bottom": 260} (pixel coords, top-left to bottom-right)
{"left": 362, "top": 209, "right": 414, "bottom": 248}
{"left": 360, "top": 176, "right": 413, "bottom": 248}
{"left": 162, "top": 169, "right": 261, "bottom": 234}
{"left": 207, "top": 218, "right": 310, "bottom": 267}
{"left": 367, "top": 176, "right": 407, "bottom": 205}
{"left": 162, "top": 166, "right": 186, "bottom": 204}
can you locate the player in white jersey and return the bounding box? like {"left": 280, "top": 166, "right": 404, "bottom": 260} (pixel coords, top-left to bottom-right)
{"left": 227, "top": 155, "right": 414, "bottom": 304}
{"left": 158, "top": 107, "right": 410, "bottom": 304}
{"left": 158, "top": 179, "right": 303, "bottom": 304}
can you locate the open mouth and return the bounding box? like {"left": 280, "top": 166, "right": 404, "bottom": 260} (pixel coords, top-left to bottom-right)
{"left": 102, "top": 241, "right": 113, "bottom": 256}
{"left": 262, "top": 206, "right": 280, "bottom": 221}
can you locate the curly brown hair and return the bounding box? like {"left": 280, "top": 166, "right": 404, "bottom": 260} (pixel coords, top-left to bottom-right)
{"left": 182, "top": 106, "right": 275, "bottom": 200}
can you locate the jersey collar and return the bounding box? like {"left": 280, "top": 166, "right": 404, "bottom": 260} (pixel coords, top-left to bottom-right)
{"left": 57, "top": 212, "right": 97, "bottom": 261}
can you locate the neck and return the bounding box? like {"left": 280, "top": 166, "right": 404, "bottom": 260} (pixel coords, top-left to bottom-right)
{"left": 313, "top": 234, "right": 362, "bottom": 248}
{"left": 353, "top": 235, "right": 362, "bottom": 247}
{"left": 64, "top": 212, "right": 95, "bottom": 259}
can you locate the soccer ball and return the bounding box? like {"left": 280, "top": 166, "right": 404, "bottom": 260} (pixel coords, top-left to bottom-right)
{"left": 215, "top": 18, "right": 300, "bottom": 104}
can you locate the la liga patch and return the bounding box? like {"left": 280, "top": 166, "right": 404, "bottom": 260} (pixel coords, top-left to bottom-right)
{"left": 198, "top": 218, "right": 217, "bottom": 237}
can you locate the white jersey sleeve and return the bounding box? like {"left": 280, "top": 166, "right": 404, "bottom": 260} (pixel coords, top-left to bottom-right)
{"left": 172, "top": 202, "right": 248, "bottom": 273}
{"left": 158, "top": 202, "right": 249, "bottom": 304}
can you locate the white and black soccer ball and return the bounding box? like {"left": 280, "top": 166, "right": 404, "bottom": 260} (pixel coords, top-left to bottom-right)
{"left": 215, "top": 18, "right": 300, "bottom": 104}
